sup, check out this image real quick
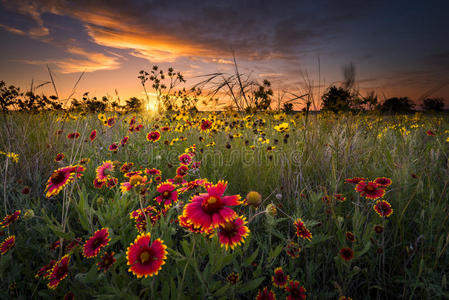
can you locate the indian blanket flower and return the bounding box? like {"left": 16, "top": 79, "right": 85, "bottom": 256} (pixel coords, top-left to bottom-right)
{"left": 272, "top": 267, "right": 289, "bottom": 288}
{"left": 178, "top": 178, "right": 208, "bottom": 194}
{"left": 89, "top": 129, "right": 97, "bottom": 142}
{"left": 45, "top": 166, "right": 77, "bottom": 198}
{"left": 36, "top": 260, "right": 57, "bottom": 279}
{"left": 178, "top": 153, "right": 192, "bottom": 165}
{"left": 355, "top": 181, "right": 385, "bottom": 199}
{"left": 286, "top": 280, "right": 307, "bottom": 300}
{"left": 121, "top": 136, "right": 129, "bottom": 146}
{"left": 83, "top": 228, "right": 110, "bottom": 258}
{"left": 120, "top": 162, "right": 134, "bottom": 173}
{"left": 47, "top": 254, "right": 70, "bottom": 289}
{"left": 178, "top": 214, "right": 214, "bottom": 235}
{"left": 108, "top": 143, "right": 118, "bottom": 152}
{"left": 146, "top": 131, "right": 161, "bottom": 142}
{"left": 344, "top": 177, "right": 366, "bottom": 184}
{"left": 200, "top": 119, "right": 213, "bottom": 131}
{"left": 93, "top": 178, "right": 105, "bottom": 189}
{"left": 176, "top": 165, "right": 189, "bottom": 177}
{"left": 183, "top": 181, "right": 241, "bottom": 230}
{"left": 0, "top": 235, "right": 15, "bottom": 255}
{"left": 67, "top": 132, "right": 80, "bottom": 139}
{"left": 216, "top": 216, "right": 250, "bottom": 250}
{"left": 339, "top": 247, "right": 354, "bottom": 262}
{"left": 97, "top": 251, "right": 116, "bottom": 272}
{"left": 1, "top": 210, "right": 21, "bottom": 228}
{"left": 145, "top": 168, "right": 161, "bottom": 176}
{"left": 285, "top": 241, "right": 301, "bottom": 259}
{"left": 294, "top": 218, "right": 312, "bottom": 241}
{"left": 126, "top": 232, "right": 167, "bottom": 278}
{"left": 130, "top": 205, "right": 162, "bottom": 233}
{"left": 155, "top": 182, "right": 178, "bottom": 207}
{"left": 374, "top": 224, "right": 384, "bottom": 234}
{"left": 106, "top": 117, "right": 115, "bottom": 127}
{"left": 426, "top": 130, "right": 435, "bottom": 136}
{"left": 256, "top": 287, "right": 276, "bottom": 300}
{"left": 346, "top": 231, "right": 356, "bottom": 242}
{"left": 226, "top": 272, "right": 239, "bottom": 285}
{"left": 373, "top": 200, "right": 393, "bottom": 217}
{"left": 55, "top": 153, "right": 64, "bottom": 162}
{"left": 96, "top": 161, "right": 114, "bottom": 181}
{"left": 374, "top": 177, "right": 392, "bottom": 188}
{"left": 334, "top": 194, "right": 346, "bottom": 202}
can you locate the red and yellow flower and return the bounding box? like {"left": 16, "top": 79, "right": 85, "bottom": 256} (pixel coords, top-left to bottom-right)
{"left": 272, "top": 267, "right": 289, "bottom": 288}
{"left": 155, "top": 182, "right": 178, "bottom": 207}
{"left": 96, "top": 161, "right": 114, "bottom": 181}
{"left": 83, "top": 228, "right": 110, "bottom": 258}
{"left": 256, "top": 287, "right": 276, "bottom": 300}
{"left": 373, "top": 200, "right": 393, "bottom": 217}
{"left": 355, "top": 181, "right": 385, "bottom": 199}
{"left": 97, "top": 251, "right": 116, "bottom": 272}
{"left": 89, "top": 129, "right": 97, "bottom": 142}
{"left": 285, "top": 241, "right": 301, "bottom": 259}
{"left": 286, "top": 280, "right": 307, "bottom": 300}
{"left": 294, "top": 218, "right": 312, "bottom": 241}
{"left": 183, "top": 181, "right": 241, "bottom": 230}
{"left": 339, "top": 247, "right": 354, "bottom": 261}
{"left": 146, "top": 131, "right": 161, "bottom": 142}
{"left": 47, "top": 254, "right": 70, "bottom": 289}
{"left": 0, "top": 235, "right": 15, "bottom": 255}
{"left": 1, "top": 210, "right": 21, "bottom": 228}
{"left": 216, "top": 216, "right": 250, "bottom": 250}
{"left": 126, "top": 232, "right": 167, "bottom": 278}
{"left": 374, "top": 177, "right": 392, "bottom": 188}
{"left": 45, "top": 166, "right": 79, "bottom": 198}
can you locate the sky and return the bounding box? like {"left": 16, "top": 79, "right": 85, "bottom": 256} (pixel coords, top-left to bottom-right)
{"left": 1, "top": 0, "right": 449, "bottom": 109}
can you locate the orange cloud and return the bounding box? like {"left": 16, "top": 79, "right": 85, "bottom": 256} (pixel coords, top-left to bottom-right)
{"left": 20, "top": 46, "right": 121, "bottom": 73}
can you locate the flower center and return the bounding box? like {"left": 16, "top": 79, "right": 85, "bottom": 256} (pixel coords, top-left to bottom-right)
{"left": 162, "top": 191, "right": 171, "bottom": 198}
{"left": 365, "top": 185, "right": 375, "bottom": 192}
{"left": 130, "top": 175, "right": 143, "bottom": 186}
{"left": 139, "top": 250, "right": 152, "bottom": 264}
{"left": 50, "top": 171, "right": 67, "bottom": 185}
{"left": 201, "top": 196, "right": 222, "bottom": 213}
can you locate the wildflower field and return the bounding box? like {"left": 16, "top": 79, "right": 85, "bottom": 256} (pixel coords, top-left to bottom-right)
{"left": 1, "top": 111, "right": 449, "bottom": 299}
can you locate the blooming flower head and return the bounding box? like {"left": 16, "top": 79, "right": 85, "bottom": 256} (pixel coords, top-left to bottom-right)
{"left": 177, "top": 214, "right": 214, "bottom": 235}
{"left": 108, "top": 143, "right": 118, "bottom": 152}
{"left": 97, "top": 251, "right": 116, "bottom": 272}
{"left": 355, "top": 181, "right": 385, "bottom": 199}
{"left": 200, "top": 120, "right": 213, "bottom": 131}
{"left": 121, "top": 136, "right": 129, "bottom": 146}
{"left": 0, "top": 235, "right": 15, "bottom": 255}
{"left": 55, "top": 153, "right": 64, "bottom": 162}
{"left": 274, "top": 122, "right": 289, "bottom": 133}
{"left": 83, "top": 228, "right": 110, "bottom": 258}
{"left": 93, "top": 178, "right": 105, "bottom": 189}
{"left": 339, "top": 247, "right": 354, "bottom": 262}
{"left": 67, "top": 132, "right": 80, "bottom": 139}
{"left": 285, "top": 241, "right": 301, "bottom": 259}
{"left": 89, "top": 129, "right": 97, "bottom": 142}
{"left": 374, "top": 177, "right": 392, "bottom": 188}
{"left": 256, "top": 287, "right": 276, "bottom": 300}
{"left": 47, "top": 254, "right": 70, "bottom": 289}
{"left": 96, "top": 161, "right": 114, "bottom": 181}
{"left": 120, "top": 162, "right": 134, "bottom": 173}
{"left": 334, "top": 194, "right": 346, "bottom": 202}
{"left": 146, "top": 131, "right": 161, "bottom": 142}
{"left": 272, "top": 267, "right": 289, "bottom": 288}
{"left": 344, "top": 177, "right": 366, "bottom": 184}
{"left": 107, "top": 177, "right": 118, "bottom": 188}
{"left": 346, "top": 231, "right": 356, "bottom": 242}
{"left": 216, "top": 216, "right": 250, "bottom": 250}
{"left": 1, "top": 210, "right": 21, "bottom": 228}
{"left": 426, "top": 130, "right": 435, "bottom": 136}
{"left": 145, "top": 168, "right": 161, "bottom": 176}
{"left": 226, "top": 272, "right": 239, "bottom": 285}
{"left": 294, "top": 218, "right": 312, "bottom": 241}
{"left": 178, "top": 178, "right": 208, "bottom": 194}
{"left": 373, "top": 200, "right": 393, "bottom": 217}
{"left": 130, "top": 205, "right": 161, "bottom": 233}
{"left": 286, "top": 280, "right": 307, "bottom": 300}
{"left": 178, "top": 153, "right": 192, "bottom": 165}
{"left": 167, "top": 175, "right": 187, "bottom": 186}
{"left": 183, "top": 181, "right": 241, "bottom": 230}
{"left": 36, "top": 260, "right": 56, "bottom": 279}
{"left": 106, "top": 117, "right": 115, "bottom": 127}
{"left": 155, "top": 182, "right": 178, "bottom": 207}
{"left": 176, "top": 165, "right": 189, "bottom": 177}
{"left": 126, "top": 232, "right": 167, "bottom": 278}
{"left": 374, "top": 224, "right": 384, "bottom": 234}
{"left": 45, "top": 166, "right": 77, "bottom": 198}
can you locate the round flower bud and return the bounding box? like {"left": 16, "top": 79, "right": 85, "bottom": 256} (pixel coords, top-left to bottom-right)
{"left": 23, "top": 209, "right": 34, "bottom": 220}
{"left": 266, "top": 203, "right": 277, "bottom": 216}
{"left": 246, "top": 191, "right": 262, "bottom": 208}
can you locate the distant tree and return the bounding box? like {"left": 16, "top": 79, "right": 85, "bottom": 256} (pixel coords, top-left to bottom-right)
{"left": 422, "top": 97, "right": 444, "bottom": 111}
{"left": 282, "top": 102, "right": 293, "bottom": 113}
{"left": 321, "top": 85, "right": 353, "bottom": 113}
{"left": 254, "top": 79, "right": 273, "bottom": 111}
{"left": 379, "top": 97, "right": 415, "bottom": 113}
{"left": 0, "top": 81, "right": 21, "bottom": 111}
{"left": 125, "top": 97, "right": 143, "bottom": 112}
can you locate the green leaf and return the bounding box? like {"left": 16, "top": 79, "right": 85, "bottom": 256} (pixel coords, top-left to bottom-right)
{"left": 239, "top": 277, "right": 265, "bottom": 294}
{"left": 244, "top": 248, "right": 259, "bottom": 266}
